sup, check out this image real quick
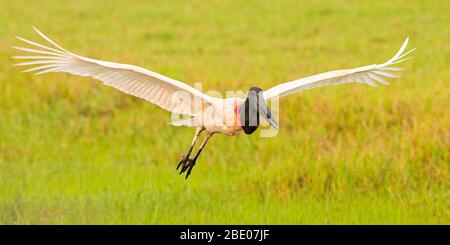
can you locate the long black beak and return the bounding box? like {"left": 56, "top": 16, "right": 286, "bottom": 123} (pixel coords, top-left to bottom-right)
{"left": 257, "top": 94, "right": 279, "bottom": 130}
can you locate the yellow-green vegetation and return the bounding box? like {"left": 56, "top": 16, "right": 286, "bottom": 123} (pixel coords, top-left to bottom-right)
{"left": 0, "top": 0, "right": 448, "bottom": 224}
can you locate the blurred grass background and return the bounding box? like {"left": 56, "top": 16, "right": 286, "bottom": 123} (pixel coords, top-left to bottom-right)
{"left": 0, "top": 0, "right": 448, "bottom": 224}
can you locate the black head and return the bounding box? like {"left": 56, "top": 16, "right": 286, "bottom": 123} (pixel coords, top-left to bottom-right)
{"left": 238, "top": 87, "right": 279, "bottom": 134}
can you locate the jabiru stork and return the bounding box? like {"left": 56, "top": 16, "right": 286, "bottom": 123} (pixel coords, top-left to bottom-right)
{"left": 13, "top": 28, "right": 414, "bottom": 179}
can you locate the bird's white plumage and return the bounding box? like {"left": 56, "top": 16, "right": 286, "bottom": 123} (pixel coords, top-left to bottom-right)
{"left": 13, "top": 28, "right": 414, "bottom": 133}
{"left": 263, "top": 38, "right": 414, "bottom": 100}
{"left": 13, "top": 27, "right": 218, "bottom": 116}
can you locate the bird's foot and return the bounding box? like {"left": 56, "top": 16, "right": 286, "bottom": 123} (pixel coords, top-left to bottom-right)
{"left": 176, "top": 154, "right": 189, "bottom": 171}
{"left": 178, "top": 158, "right": 197, "bottom": 179}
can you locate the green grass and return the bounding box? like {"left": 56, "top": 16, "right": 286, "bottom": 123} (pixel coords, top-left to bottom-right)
{"left": 0, "top": 0, "right": 449, "bottom": 224}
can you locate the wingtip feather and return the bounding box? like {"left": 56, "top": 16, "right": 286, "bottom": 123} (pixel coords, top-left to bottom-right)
{"left": 31, "top": 26, "right": 71, "bottom": 54}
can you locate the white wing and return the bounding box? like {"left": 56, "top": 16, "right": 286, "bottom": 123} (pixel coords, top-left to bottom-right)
{"left": 13, "top": 27, "right": 219, "bottom": 116}
{"left": 263, "top": 38, "right": 414, "bottom": 100}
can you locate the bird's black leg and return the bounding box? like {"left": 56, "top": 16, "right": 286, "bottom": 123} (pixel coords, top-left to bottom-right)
{"left": 182, "top": 132, "right": 214, "bottom": 179}
{"left": 177, "top": 127, "right": 204, "bottom": 172}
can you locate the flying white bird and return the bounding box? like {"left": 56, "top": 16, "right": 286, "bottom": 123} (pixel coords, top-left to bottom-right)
{"left": 13, "top": 28, "right": 414, "bottom": 178}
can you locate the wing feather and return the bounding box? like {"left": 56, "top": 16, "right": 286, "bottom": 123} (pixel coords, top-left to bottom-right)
{"left": 13, "top": 28, "right": 218, "bottom": 116}
{"left": 263, "top": 38, "right": 414, "bottom": 100}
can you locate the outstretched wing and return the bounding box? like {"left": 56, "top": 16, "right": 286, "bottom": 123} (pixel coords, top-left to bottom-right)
{"left": 263, "top": 38, "right": 414, "bottom": 100}
{"left": 13, "top": 27, "right": 219, "bottom": 116}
